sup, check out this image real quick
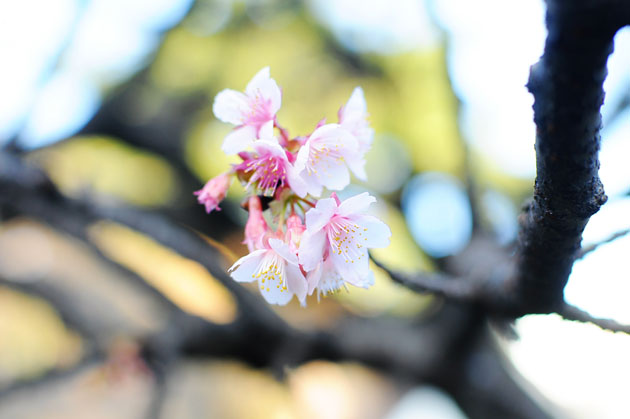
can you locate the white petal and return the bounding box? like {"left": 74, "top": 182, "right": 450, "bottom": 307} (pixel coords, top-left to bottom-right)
{"left": 268, "top": 238, "right": 298, "bottom": 265}
{"left": 229, "top": 250, "right": 266, "bottom": 283}
{"left": 286, "top": 164, "right": 308, "bottom": 198}
{"left": 222, "top": 125, "right": 257, "bottom": 154}
{"left": 341, "top": 87, "right": 367, "bottom": 120}
{"left": 246, "top": 67, "right": 281, "bottom": 114}
{"left": 258, "top": 270, "right": 293, "bottom": 306}
{"left": 313, "top": 159, "right": 351, "bottom": 191}
{"left": 213, "top": 89, "right": 249, "bottom": 125}
{"left": 344, "top": 153, "right": 367, "bottom": 181}
{"left": 302, "top": 173, "right": 323, "bottom": 197}
{"left": 294, "top": 142, "right": 310, "bottom": 173}
{"left": 298, "top": 229, "right": 327, "bottom": 271}
{"left": 306, "top": 263, "right": 322, "bottom": 295}
{"left": 337, "top": 192, "right": 375, "bottom": 217}
{"left": 353, "top": 214, "right": 391, "bottom": 248}
{"left": 252, "top": 136, "right": 285, "bottom": 158}
{"left": 305, "top": 198, "right": 337, "bottom": 232}
{"left": 258, "top": 119, "right": 275, "bottom": 140}
{"left": 285, "top": 263, "right": 307, "bottom": 305}
{"left": 330, "top": 249, "right": 370, "bottom": 286}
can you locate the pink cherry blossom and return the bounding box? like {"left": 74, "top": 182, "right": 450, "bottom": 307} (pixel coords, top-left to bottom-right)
{"left": 213, "top": 67, "right": 282, "bottom": 154}
{"left": 194, "top": 173, "right": 231, "bottom": 213}
{"left": 229, "top": 237, "right": 307, "bottom": 306}
{"left": 294, "top": 124, "right": 364, "bottom": 197}
{"left": 338, "top": 87, "right": 374, "bottom": 155}
{"left": 243, "top": 196, "right": 269, "bottom": 252}
{"left": 235, "top": 134, "right": 307, "bottom": 198}
{"left": 298, "top": 192, "right": 391, "bottom": 292}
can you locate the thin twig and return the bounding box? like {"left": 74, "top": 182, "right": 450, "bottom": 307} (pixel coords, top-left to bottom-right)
{"left": 558, "top": 303, "right": 630, "bottom": 334}
{"left": 577, "top": 228, "right": 630, "bottom": 259}
{"left": 369, "top": 253, "right": 481, "bottom": 302}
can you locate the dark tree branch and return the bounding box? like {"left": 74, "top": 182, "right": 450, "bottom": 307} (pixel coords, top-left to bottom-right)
{"left": 511, "top": 0, "right": 629, "bottom": 313}
{"left": 558, "top": 303, "right": 630, "bottom": 334}
{"left": 577, "top": 228, "right": 630, "bottom": 259}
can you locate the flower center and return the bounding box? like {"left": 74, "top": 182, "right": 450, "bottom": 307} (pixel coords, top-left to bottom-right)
{"left": 245, "top": 154, "right": 287, "bottom": 197}
{"left": 327, "top": 216, "right": 367, "bottom": 264}
{"left": 252, "top": 252, "right": 289, "bottom": 293}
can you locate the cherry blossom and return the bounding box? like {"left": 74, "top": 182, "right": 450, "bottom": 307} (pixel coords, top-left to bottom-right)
{"left": 294, "top": 124, "right": 365, "bottom": 197}
{"left": 199, "top": 68, "right": 388, "bottom": 306}
{"left": 299, "top": 192, "right": 391, "bottom": 293}
{"left": 338, "top": 87, "right": 374, "bottom": 155}
{"left": 235, "top": 133, "right": 307, "bottom": 198}
{"left": 229, "top": 237, "right": 307, "bottom": 306}
{"left": 213, "top": 67, "right": 282, "bottom": 154}
{"left": 193, "top": 172, "right": 231, "bottom": 213}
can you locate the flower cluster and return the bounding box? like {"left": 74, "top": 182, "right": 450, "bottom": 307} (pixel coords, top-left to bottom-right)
{"left": 195, "top": 67, "right": 390, "bottom": 306}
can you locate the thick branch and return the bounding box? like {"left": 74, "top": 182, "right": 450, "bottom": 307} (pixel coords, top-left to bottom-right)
{"left": 558, "top": 303, "right": 630, "bottom": 334}
{"left": 513, "top": 0, "right": 626, "bottom": 313}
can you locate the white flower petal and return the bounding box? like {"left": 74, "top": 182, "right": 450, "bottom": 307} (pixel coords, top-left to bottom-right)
{"left": 305, "top": 198, "right": 337, "bottom": 232}
{"left": 341, "top": 87, "right": 367, "bottom": 119}
{"left": 337, "top": 192, "right": 375, "bottom": 216}
{"left": 213, "top": 89, "right": 249, "bottom": 125}
{"left": 286, "top": 164, "right": 309, "bottom": 198}
{"left": 298, "top": 229, "right": 327, "bottom": 271}
{"left": 329, "top": 249, "right": 370, "bottom": 286}
{"left": 306, "top": 263, "right": 322, "bottom": 295}
{"left": 258, "top": 119, "right": 275, "bottom": 140}
{"left": 285, "top": 263, "right": 307, "bottom": 305}
{"left": 354, "top": 214, "right": 391, "bottom": 248}
{"left": 222, "top": 125, "right": 257, "bottom": 154}
{"left": 259, "top": 275, "right": 293, "bottom": 305}
{"left": 344, "top": 153, "right": 367, "bottom": 181}
{"left": 229, "top": 249, "right": 266, "bottom": 283}
{"left": 312, "top": 158, "right": 351, "bottom": 191}
{"left": 268, "top": 238, "right": 298, "bottom": 265}
{"left": 245, "top": 66, "right": 282, "bottom": 114}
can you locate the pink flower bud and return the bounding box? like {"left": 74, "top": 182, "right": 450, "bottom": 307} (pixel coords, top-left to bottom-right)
{"left": 194, "top": 173, "right": 231, "bottom": 213}
{"left": 244, "top": 196, "right": 269, "bottom": 252}
{"left": 286, "top": 213, "right": 306, "bottom": 253}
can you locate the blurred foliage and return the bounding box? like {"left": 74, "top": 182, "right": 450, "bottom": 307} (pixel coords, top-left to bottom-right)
{"left": 160, "top": 359, "right": 395, "bottom": 419}
{"left": 88, "top": 221, "right": 238, "bottom": 324}
{"left": 0, "top": 287, "right": 82, "bottom": 386}
{"left": 31, "top": 136, "right": 178, "bottom": 207}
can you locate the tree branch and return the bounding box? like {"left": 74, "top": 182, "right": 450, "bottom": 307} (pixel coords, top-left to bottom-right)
{"left": 370, "top": 254, "right": 481, "bottom": 302}
{"left": 558, "top": 303, "right": 630, "bottom": 334}
{"left": 512, "top": 0, "right": 626, "bottom": 313}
